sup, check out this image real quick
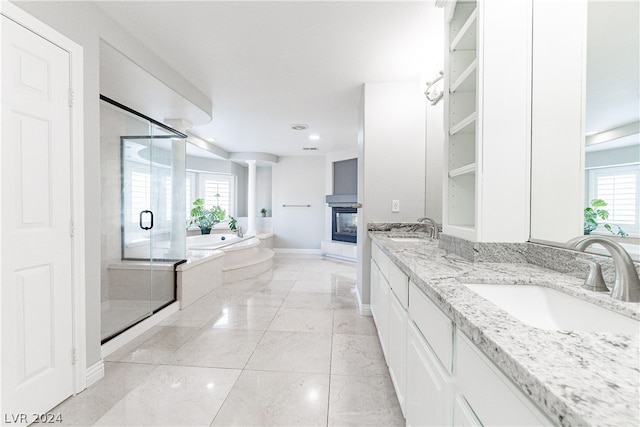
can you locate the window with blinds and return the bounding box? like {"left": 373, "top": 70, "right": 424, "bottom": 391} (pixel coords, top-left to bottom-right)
{"left": 589, "top": 165, "right": 640, "bottom": 236}
{"left": 130, "top": 171, "right": 151, "bottom": 223}
{"left": 185, "top": 172, "right": 235, "bottom": 222}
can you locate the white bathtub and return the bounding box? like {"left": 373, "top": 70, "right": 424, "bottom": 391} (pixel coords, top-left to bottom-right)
{"left": 186, "top": 233, "right": 244, "bottom": 250}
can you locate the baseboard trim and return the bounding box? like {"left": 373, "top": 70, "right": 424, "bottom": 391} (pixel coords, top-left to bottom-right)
{"left": 85, "top": 359, "right": 104, "bottom": 388}
{"left": 273, "top": 248, "right": 323, "bottom": 255}
{"left": 324, "top": 253, "right": 357, "bottom": 263}
{"left": 355, "top": 285, "right": 372, "bottom": 316}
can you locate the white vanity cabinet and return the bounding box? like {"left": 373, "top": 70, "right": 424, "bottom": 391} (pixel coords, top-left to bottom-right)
{"left": 370, "top": 257, "right": 390, "bottom": 359}
{"left": 443, "top": 0, "right": 532, "bottom": 242}
{"left": 370, "top": 243, "right": 409, "bottom": 414}
{"left": 369, "top": 240, "right": 556, "bottom": 426}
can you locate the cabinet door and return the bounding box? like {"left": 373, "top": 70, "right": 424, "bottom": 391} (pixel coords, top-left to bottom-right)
{"left": 406, "top": 321, "right": 452, "bottom": 427}
{"left": 388, "top": 292, "right": 408, "bottom": 415}
{"left": 378, "top": 273, "right": 391, "bottom": 360}
{"left": 453, "top": 393, "right": 482, "bottom": 427}
{"left": 370, "top": 260, "right": 380, "bottom": 322}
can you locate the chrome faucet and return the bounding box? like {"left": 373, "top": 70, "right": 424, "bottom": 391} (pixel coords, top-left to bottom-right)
{"left": 417, "top": 217, "right": 440, "bottom": 239}
{"left": 566, "top": 235, "right": 640, "bottom": 302}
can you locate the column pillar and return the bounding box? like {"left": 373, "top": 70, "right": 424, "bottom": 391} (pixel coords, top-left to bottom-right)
{"left": 164, "top": 119, "right": 191, "bottom": 258}
{"left": 246, "top": 160, "right": 257, "bottom": 235}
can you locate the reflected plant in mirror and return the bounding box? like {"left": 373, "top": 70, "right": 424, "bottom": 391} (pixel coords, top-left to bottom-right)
{"left": 584, "top": 199, "right": 629, "bottom": 237}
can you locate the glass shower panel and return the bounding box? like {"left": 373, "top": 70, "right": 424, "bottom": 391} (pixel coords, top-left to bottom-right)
{"left": 100, "top": 100, "right": 154, "bottom": 342}
{"left": 100, "top": 97, "right": 186, "bottom": 343}
{"left": 148, "top": 123, "right": 186, "bottom": 312}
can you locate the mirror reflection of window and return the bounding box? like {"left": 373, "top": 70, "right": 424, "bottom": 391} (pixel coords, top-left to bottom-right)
{"left": 585, "top": 0, "right": 640, "bottom": 243}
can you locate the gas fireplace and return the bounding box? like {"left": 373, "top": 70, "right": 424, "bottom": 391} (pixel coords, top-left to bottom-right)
{"left": 332, "top": 207, "right": 357, "bottom": 243}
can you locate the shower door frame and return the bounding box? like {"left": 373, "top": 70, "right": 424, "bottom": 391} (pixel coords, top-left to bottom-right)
{"left": 100, "top": 95, "right": 187, "bottom": 344}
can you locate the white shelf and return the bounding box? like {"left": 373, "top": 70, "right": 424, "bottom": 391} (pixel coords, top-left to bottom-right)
{"left": 442, "top": 224, "right": 476, "bottom": 241}
{"left": 449, "top": 111, "right": 476, "bottom": 136}
{"left": 448, "top": 163, "right": 476, "bottom": 178}
{"left": 450, "top": 7, "right": 477, "bottom": 52}
{"left": 450, "top": 59, "right": 477, "bottom": 93}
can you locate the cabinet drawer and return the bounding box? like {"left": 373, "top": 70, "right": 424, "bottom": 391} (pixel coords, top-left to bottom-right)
{"left": 408, "top": 282, "right": 453, "bottom": 373}
{"left": 389, "top": 262, "right": 408, "bottom": 309}
{"left": 371, "top": 243, "right": 390, "bottom": 280}
{"left": 456, "top": 331, "right": 552, "bottom": 426}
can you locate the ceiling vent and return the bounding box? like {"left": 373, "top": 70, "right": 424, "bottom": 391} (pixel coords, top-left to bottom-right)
{"left": 302, "top": 147, "right": 319, "bottom": 151}
{"left": 291, "top": 124, "right": 308, "bottom": 131}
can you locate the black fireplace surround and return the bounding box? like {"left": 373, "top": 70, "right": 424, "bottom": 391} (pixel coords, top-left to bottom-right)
{"left": 332, "top": 207, "right": 357, "bottom": 243}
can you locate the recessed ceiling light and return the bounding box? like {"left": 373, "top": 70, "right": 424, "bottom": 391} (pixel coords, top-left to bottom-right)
{"left": 291, "top": 124, "right": 308, "bottom": 131}
{"left": 309, "top": 134, "right": 320, "bottom": 140}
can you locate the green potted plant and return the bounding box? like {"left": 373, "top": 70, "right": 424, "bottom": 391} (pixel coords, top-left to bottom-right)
{"left": 189, "top": 198, "right": 226, "bottom": 234}
{"left": 260, "top": 207, "right": 268, "bottom": 217}
{"left": 228, "top": 215, "right": 238, "bottom": 232}
{"left": 584, "top": 198, "right": 628, "bottom": 236}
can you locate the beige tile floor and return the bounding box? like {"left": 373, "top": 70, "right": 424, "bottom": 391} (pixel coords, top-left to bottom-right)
{"left": 53, "top": 255, "right": 404, "bottom": 426}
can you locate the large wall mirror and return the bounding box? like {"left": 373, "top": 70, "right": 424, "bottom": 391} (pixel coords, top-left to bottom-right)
{"left": 531, "top": 0, "right": 639, "bottom": 259}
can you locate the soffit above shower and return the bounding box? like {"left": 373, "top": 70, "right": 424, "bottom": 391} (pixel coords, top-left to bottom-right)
{"left": 100, "top": 41, "right": 212, "bottom": 128}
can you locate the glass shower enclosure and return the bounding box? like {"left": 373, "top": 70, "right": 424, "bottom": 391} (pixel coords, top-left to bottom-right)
{"left": 100, "top": 96, "right": 186, "bottom": 343}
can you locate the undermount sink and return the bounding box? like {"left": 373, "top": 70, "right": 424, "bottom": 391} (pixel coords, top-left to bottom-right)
{"left": 389, "top": 237, "right": 425, "bottom": 242}
{"left": 464, "top": 284, "right": 640, "bottom": 334}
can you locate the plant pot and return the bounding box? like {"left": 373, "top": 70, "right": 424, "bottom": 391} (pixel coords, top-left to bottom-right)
{"left": 200, "top": 227, "right": 211, "bottom": 235}
{"left": 261, "top": 213, "right": 266, "bottom": 217}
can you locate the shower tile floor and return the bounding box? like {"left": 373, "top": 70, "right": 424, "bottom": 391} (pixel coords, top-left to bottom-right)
{"left": 53, "top": 255, "right": 404, "bottom": 426}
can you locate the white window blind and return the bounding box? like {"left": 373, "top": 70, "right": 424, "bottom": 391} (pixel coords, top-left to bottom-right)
{"left": 201, "top": 174, "right": 233, "bottom": 215}
{"left": 186, "top": 172, "right": 235, "bottom": 222}
{"left": 589, "top": 165, "right": 640, "bottom": 236}
{"left": 130, "top": 171, "right": 150, "bottom": 223}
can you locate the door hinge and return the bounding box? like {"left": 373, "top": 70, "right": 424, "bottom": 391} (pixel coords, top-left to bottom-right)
{"left": 70, "top": 219, "right": 75, "bottom": 237}
{"left": 72, "top": 348, "right": 77, "bottom": 365}
{"left": 68, "top": 89, "right": 74, "bottom": 107}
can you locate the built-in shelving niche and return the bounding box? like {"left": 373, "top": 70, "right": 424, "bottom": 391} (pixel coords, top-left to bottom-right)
{"left": 445, "top": 0, "right": 478, "bottom": 233}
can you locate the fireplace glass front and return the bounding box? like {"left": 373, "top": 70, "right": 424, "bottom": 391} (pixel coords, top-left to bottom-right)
{"left": 333, "top": 207, "right": 357, "bottom": 243}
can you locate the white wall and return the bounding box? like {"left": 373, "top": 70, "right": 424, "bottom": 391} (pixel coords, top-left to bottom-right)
{"left": 272, "top": 156, "right": 326, "bottom": 249}
{"left": 13, "top": 0, "right": 211, "bottom": 367}
{"left": 324, "top": 148, "right": 359, "bottom": 241}
{"left": 363, "top": 82, "right": 426, "bottom": 222}
{"left": 357, "top": 81, "right": 427, "bottom": 308}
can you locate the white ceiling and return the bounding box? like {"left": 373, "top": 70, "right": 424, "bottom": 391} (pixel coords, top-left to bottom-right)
{"left": 94, "top": 1, "right": 435, "bottom": 157}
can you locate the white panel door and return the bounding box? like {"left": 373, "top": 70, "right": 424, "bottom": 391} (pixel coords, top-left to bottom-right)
{"left": 1, "top": 15, "right": 74, "bottom": 421}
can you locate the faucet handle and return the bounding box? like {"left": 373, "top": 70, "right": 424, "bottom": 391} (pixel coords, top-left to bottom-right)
{"left": 576, "top": 258, "right": 609, "bottom": 292}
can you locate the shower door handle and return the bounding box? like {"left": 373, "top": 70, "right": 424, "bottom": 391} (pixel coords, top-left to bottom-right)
{"left": 139, "top": 210, "right": 154, "bottom": 230}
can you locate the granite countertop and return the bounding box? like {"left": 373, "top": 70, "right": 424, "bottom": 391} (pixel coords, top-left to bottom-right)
{"left": 369, "top": 231, "right": 640, "bottom": 427}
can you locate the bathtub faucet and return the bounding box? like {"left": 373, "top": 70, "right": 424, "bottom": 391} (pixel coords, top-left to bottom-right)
{"left": 237, "top": 226, "right": 243, "bottom": 238}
